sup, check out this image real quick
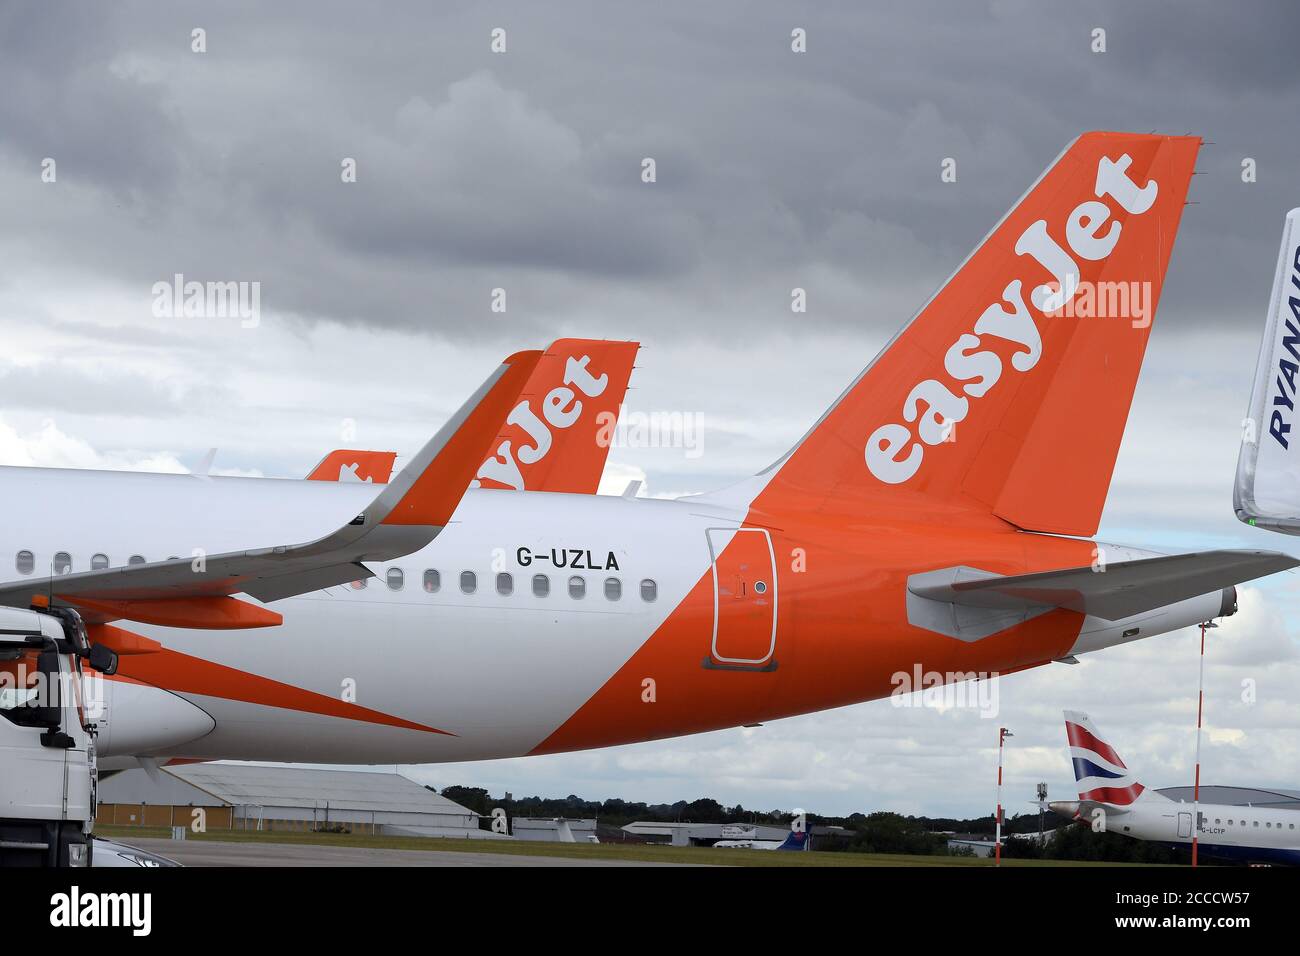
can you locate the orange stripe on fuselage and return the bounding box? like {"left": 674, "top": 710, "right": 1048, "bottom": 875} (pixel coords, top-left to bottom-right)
{"left": 110, "top": 647, "right": 452, "bottom": 736}
{"left": 531, "top": 511, "right": 1093, "bottom": 756}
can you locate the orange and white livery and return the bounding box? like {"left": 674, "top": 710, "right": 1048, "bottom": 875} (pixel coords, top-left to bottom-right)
{"left": 0, "top": 132, "right": 1294, "bottom": 770}
{"left": 306, "top": 338, "right": 638, "bottom": 492}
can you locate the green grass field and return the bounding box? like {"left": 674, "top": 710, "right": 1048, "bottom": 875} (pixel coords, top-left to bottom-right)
{"left": 95, "top": 824, "right": 1155, "bottom": 867}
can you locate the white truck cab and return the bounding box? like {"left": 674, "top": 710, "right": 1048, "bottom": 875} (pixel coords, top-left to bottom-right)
{"left": 0, "top": 604, "right": 117, "bottom": 867}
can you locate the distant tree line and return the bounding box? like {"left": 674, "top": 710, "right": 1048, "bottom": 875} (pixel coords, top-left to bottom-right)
{"left": 430, "top": 786, "right": 1197, "bottom": 863}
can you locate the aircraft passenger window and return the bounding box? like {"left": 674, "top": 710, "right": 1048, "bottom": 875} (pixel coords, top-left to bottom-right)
{"left": 640, "top": 579, "right": 657, "bottom": 602}
{"left": 386, "top": 568, "right": 404, "bottom": 591}
{"left": 1254, "top": 821, "right": 1259, "bottom": 827}
{"left": 496, "top": 572, "right": 513, "bottom": 596}
{"left": 460, "top": 571, "right": 477, "bottom": 594}
{"left": 91, "top": 553, "right": 109, "bottom": 570}
{"left": 423, "top": 570, "right": 441, "bottom": 593}
{"left": 568, "top": 576, "right": 586, "bottom": 600}
{"left": 532, "top": 574, "right": 549, "bottom": 597}
{"left": 128, "top": 555, "right": 146, "bottom": 565}
{"left": 15, "top": 550, "right": 33, "bottom": 575}
{"left": 53, "top": 552, "right": 72, "bottom": 575}
{"left": 604, "top": 577, "right": 621, "bottom": 601}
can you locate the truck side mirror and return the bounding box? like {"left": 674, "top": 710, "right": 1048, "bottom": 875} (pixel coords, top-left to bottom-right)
{"left": 34, "top": 649, "right": 62, "bottom": 728}
{"left": 87, "top": 643, "right": 118, "bottom": 676}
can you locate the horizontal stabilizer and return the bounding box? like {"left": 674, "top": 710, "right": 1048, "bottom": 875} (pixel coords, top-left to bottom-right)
{"left": 909, "top": 550, "right": 1297, "bottom": 621}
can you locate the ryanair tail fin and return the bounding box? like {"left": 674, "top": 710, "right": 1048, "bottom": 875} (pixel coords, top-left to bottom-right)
{"left": 1235, "top": 208, "right": 1300, "bottom": 534}
{"left": 762, "top": 133, "right": 1200, "bottom": 536}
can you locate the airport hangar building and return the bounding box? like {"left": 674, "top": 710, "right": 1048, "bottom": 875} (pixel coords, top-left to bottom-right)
{"left": 97, "top": 763, "right": 494, "bottom": 838}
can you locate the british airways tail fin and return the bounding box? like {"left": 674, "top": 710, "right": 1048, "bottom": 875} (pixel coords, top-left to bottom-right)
{"left": 1063, "top": 710, "right": 1147, "bottom": 807}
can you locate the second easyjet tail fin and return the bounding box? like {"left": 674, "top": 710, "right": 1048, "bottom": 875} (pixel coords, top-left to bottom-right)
{"left": 759, "top": 132, "right": 1200, "bottom": 536}
{"left": 306, "top": 450, "right": 397, "bottom": 483}
{"left": 474, "top": 338, "right": 639, "bottom": 494}
{"left": 306, "top": 339, "right": 638, "bottom": 495}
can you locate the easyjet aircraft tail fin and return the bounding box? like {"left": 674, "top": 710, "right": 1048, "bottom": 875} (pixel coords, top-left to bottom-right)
{"left": 305, "top": 338, "right": 637, "bottom": 494}
{"left": 761, "top": 133, "right": 1200, "bottom": 536}
{"left": 306, "top": 450, "right": 397, "bottom": 484}
{"left": 474, "top": 338, "right": 639, "bottom": 494}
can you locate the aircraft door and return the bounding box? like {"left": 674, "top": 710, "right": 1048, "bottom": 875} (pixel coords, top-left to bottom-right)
{"left": 1177, "top": 812, "right": 1192, "bottom": 838}
{"left": 704, "top": 527, "right": 778, "bottom": 671}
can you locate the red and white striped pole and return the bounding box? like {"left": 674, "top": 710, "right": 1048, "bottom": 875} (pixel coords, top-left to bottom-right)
{"left": 1191, "top": 622, "right": 1212, "bottom": 867}
{"left": 995, "top": 727, "right": 1012, "bottom": 865}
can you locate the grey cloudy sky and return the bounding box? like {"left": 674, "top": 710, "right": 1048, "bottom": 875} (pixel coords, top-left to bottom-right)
{"left": 1, "top": 1, "right": 1298, "bottom": 818}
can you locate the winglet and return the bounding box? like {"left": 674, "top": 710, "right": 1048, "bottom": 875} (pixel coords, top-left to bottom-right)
{"left": 375, "top": 350, "right": 542, "bottom": 527}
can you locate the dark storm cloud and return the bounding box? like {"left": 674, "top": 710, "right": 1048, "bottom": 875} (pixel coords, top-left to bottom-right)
{"left": 1, "top": 0, "right": 1298, "bottom": 343}
{"left": 0, "top": 6, "right": 183, "bottom": 197}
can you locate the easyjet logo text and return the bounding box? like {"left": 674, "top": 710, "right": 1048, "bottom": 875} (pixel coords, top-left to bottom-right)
{"left": 474, "top": 354, "right": 609, "bottom": 490}
{"left": 865, "top": 153, "right": 1158, "bottom": 484}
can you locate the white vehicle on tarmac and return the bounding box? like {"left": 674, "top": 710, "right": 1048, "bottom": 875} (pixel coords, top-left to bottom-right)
{"left": 0, "top": 604, "right": 116, "bottom": 867}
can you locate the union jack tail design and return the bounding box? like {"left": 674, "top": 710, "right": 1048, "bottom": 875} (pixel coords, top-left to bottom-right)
{"left": 1063, "top": 710, "right": 1145, "bottom": 806}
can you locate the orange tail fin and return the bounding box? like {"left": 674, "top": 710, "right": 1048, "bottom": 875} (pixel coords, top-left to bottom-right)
{"left": 305, "top": 450, "right": 398, "bottom": 483}
{"left": 305, "top": 339, "right": 637, "bottom": 494}
{"left": 474, "top": 338, "right": 639, "bottom": 494}
{"left": 762, "top": 132, "right": 1199, "bottom": 536}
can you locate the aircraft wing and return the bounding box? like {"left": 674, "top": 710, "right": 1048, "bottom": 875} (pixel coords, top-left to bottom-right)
{"left": 0, "top": 350, "right": 542, "bottom": 612}
{"left": 909, "top": 550, "right": 1298, "bottom": 621}
{"left": 1235, "top": 208, "right": 1300, "bottom": 534}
